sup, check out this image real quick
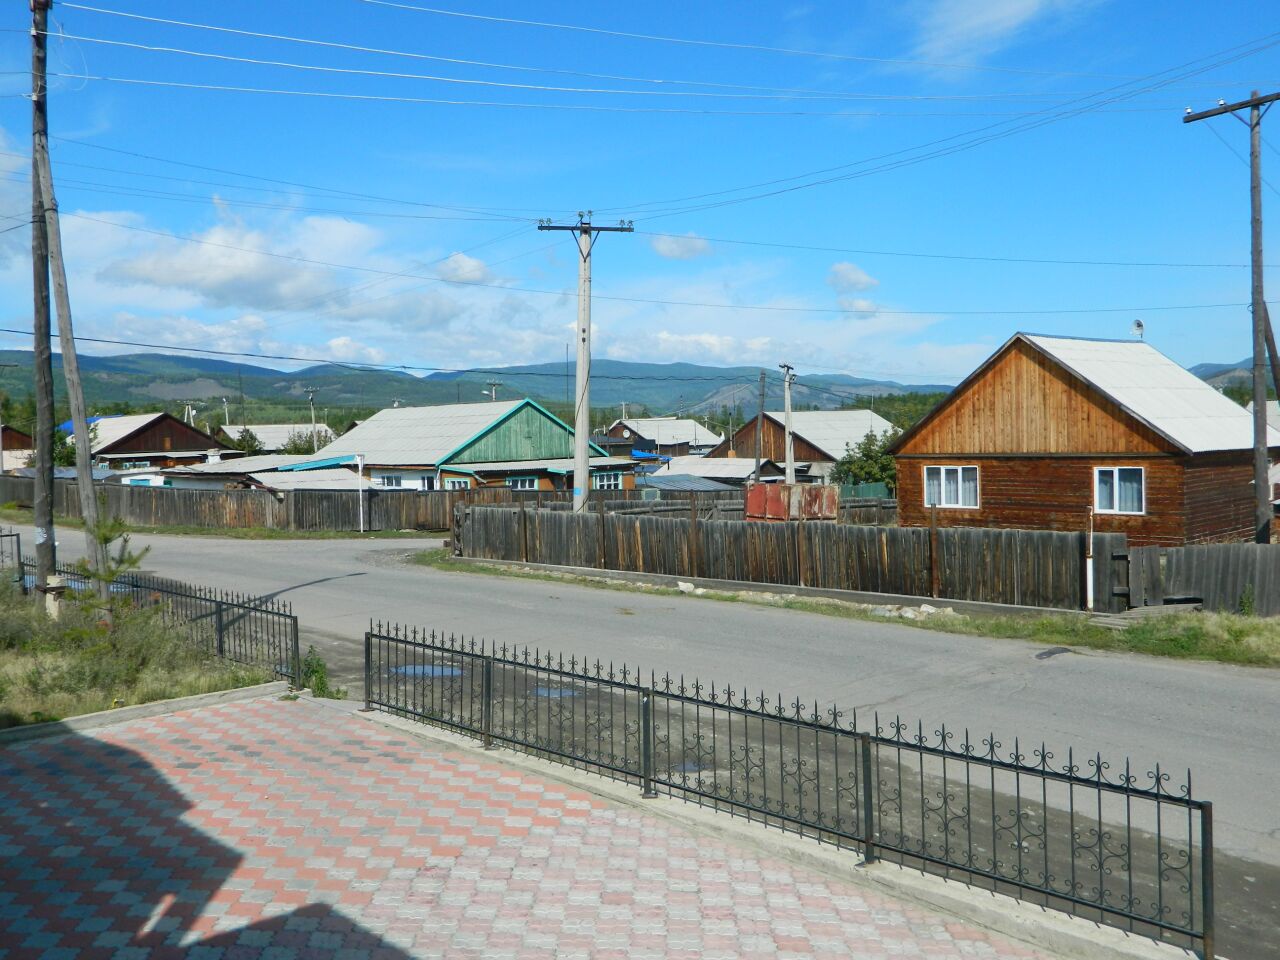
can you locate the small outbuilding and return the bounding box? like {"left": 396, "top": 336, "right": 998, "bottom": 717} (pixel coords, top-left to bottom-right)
{"left": 604, "top": 417, "right": 723, "bottom": 457}
{"left": 889, "top": 333, "right": 1280, "bottom": 546}
{"left": 705, "top": 408, "right": 895, "bottom": 482}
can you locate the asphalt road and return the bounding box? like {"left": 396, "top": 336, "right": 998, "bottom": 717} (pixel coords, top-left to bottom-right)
{"left": 16, "top": 526, "right": 1280, "bottom": 956}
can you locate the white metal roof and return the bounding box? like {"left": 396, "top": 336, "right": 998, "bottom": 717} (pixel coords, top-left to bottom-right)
{"left": 611, "top": 417, "right": 722, "bottom": 446}
{"left": 763, "top": 409, "right": 895, "bottom": 460}
{"left": 251, "top": 467, "right": 363, "bottom": 491}
{"left": 165, "top": 454, "right": 313, "bottom": 475}
{"left": 654, "top": 456, "right": 777, "bottom": 479}
{"left": 222, "top": 423, "right": 334, "bottom": 449}
{"left": 313, "top": 400, "right": 525, "bottom": 466}
{"left": 1025, "top": 335, "right": 1280, "bottom": 454}
{"left": 75, "top": 413, "right": 165, "bottom": 453}
{"left": 1247, "top": 400, "right": 1280, "bottom": 431}
{"left": 451, "top": 456, "right": 633, "bottom": 474}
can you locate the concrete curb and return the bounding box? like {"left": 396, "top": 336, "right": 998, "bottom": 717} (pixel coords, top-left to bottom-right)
{"left": 448, "top": 554, "right": 1085, "bottom": 620}
{"left": 0, "top": 681, "right": 291, "bottom": 745}
{"left": 340, "top": 702, "right": 1192, "bottom": 960}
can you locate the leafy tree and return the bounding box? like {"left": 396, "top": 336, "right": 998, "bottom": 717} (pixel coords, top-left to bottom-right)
{"left": 279, "top": 430, "right": 320, "bottom": 455}
{"left": 51, "top": 423, "right": 98, "bottom": 468}
{"left": 231, "top": 428, "right": 264, "bottom": 455}
{"left": 830, "top": 428, "right": 901, "bottom": 490}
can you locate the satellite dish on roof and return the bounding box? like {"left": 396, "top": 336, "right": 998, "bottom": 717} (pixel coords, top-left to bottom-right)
{"left": 1131, "top": 319, "right": 1144, "bottom": 340}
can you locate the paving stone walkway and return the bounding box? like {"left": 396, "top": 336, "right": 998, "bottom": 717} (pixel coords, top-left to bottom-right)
{"left": 0, "top": 696, "right": 1050, "bottom": 959}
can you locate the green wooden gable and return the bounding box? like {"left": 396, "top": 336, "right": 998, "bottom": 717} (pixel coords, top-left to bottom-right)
{"left": 444, "top": 400, "right": 606, "bottom": 465}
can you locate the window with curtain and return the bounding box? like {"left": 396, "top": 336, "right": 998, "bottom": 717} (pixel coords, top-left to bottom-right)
{"left": 923, "top": 465, "right": 979, "bottom": 508}
{"left": 1095, "top": 466, "right": 1144, "bottom": 514}
{"left": 508, "top": 476, "right": 537, "bottom": 490}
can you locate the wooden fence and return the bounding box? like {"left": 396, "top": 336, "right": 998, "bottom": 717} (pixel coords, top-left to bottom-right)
{"left": 1129, "top": 543, "right": 1280, "bottom": 616}
{"left": 458, "top": 505, "right": 1127, "bottom": 612}
{"left": 0, "top": 477, "right": 756, "bottom": 533}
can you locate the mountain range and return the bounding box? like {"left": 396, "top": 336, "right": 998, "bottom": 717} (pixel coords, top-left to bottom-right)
{"left": 0, "top": 350, "right": 953, "bottom": 419}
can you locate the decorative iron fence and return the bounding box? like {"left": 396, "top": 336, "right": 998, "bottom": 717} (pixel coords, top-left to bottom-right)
{"left": 365, "top": 624, "right": 1214, "bottom": 957}
{"left": 0, "top": 529, "right": 21, "bottom": 580}
{"left": 18, "top": 558, "right": 301, "bottom": 683}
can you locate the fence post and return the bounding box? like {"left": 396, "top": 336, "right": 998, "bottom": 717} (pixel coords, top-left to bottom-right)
{"left": 689, "top": 498, "right": 699, "bottom": 579}
{"left": 520, "top": 503, "right": 529, "bottom": 564}
{"left": 640, "top": 689, "right": 658, "bottom": 799}
{"left": 596, "top": 495, "right": 606, "bottom": 569}
{"left": 929, "top": 506, "right": 940, "bottom": 599}
{"left": 859, "top": 733, "right": 876, "bottom": 863}
{"left": 482, "top": 656, "right": 495, "bottom": 749}
{"left": 214, "top": 600, "right": 226, "bottom": 658}
{"left": 361, "top": 631, "right": 374, "bottom": 711}
{"left": 290, "top": 616, "right": 301, "bottom": 690}
{"left": 1201, "top": 801, "right": 1215, "bottom": 960}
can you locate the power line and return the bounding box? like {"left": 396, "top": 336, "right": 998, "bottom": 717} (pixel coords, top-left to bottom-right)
{"left": 42, "top": 29, "right": 1139, "bottom": 105}
{"left": 43, "top": 72, "right": 1178, "bottom": 118}
{"left": 599, "top": 32, "right": 1280, "bottom": 218}
{"left": 49, "top": 135, "right": 536, "bottom": 220}
{"left": 351, "top": 0, "right": 1192, "bottom": 81}
{"left": 54, "top": 4, "right": 1111, "bottom": 99}
{"left": 1202, "top": 121, "right": 1280, "bottom": 199}
{"left": 637, "top": 230, "right": 1276, "bottom": 269}
{"left": 53, "top": 210, "right": 1264, "bottom": 317}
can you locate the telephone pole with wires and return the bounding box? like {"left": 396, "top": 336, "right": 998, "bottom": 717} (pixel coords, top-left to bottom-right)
{"left": 484, "top": 380, "right": 501, "bottom": 402}
{"left": 537, "top": 213, "right": 633, "bottom": 512}
{"left": 1184, "top": 90, "right": 1280, "bottom": 543}
{"left": 305, "top": 386, "right": 319, "bottom": 453}
{"left": 779, "top": 363, "right": 796, "bottom": 484}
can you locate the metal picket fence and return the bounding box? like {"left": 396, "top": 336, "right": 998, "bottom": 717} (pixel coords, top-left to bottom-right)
{"left": 16, "top": 557, "right": 301, "bottom": 684}
{"left": 364, "top": 623, "right": 1215, "bottom": 958}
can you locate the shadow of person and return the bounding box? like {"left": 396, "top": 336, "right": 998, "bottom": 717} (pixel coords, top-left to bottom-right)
{"left": 0, "top": 724, "right": 412, "bottom": 958}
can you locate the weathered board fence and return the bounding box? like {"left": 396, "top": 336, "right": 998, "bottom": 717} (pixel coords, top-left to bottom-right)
{"left": 458, "top": 505, "right": 1127, "bottom": 612}
{"left": 0, "top": 476, "right": 755, "bottom": 533}
{"left": 1129, "top": 542, "right": 1280, "bottom": 616}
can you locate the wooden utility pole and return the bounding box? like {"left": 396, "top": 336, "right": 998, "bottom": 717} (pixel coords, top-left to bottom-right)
{"left": 1184, "top": 90, "right": 1280, "bottom": 543}
{"left": 30, "top": 0, "right": 55, "bottom": 585}
{"left": 31, "top": 0, "right": 104, "bottom": 580}
{"left": 753, "top": 370, "right": 765, "bottom": 480}
{"left": 305, "top": 386, "right": 319, "bottom": 452}
{"left": 780, "top": 362, "right": 796, "bottom": 485}
{"left": 537, "top": 213, "right": 633, "bottom": 513}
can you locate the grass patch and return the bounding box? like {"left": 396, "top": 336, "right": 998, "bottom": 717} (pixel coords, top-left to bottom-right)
{"left": 0, "top": 581, "right": 273, "bottom": 729}
{"left": 0, "top": 506, "right": 440, "bottom": 540}
{"left": 413, "top": 549, "right": 1280, "bottom": 668}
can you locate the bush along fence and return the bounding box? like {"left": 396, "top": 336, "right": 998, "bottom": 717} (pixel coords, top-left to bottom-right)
{"left": 364, "top": 624, "right": 1215, "bottom": 956}
{"left": 457, "top": 504, "right": 1128, "bottom": 613}
{"left": 14, "top": 556, "right": 301, "bottom": 684}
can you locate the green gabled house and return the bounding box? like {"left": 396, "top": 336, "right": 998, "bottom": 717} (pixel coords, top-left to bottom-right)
{"left": 293, "top": 398, "right": 635, "bottom": 492}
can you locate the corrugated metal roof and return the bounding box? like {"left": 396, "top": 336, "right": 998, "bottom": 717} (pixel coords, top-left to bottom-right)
{"left": 68, "top": 413, "right": 166, "bottom": 453}
{"left": 454, "top": 456, "right": 633, "bottom": 474}
{"left": 635, "top": 474, "right": 736, "bottom": 491}
{"left": 611, "top": 417, "right": 722, "bottom": 446}
{"left": 252, "top": 468, "right": 363, "bottom": 491}
{"left": 655, "top": 456, "right": 776, "bottom": 479}
{"left": 222, "top": 423, "right": 334, "bottom": 449}
{"left": 1025, "top": 334, "right": 1280, "bottom": 454}
{"left": 165, "top": 454, "right": 313, "bottom": 475}
{"left": 311, "top": 400, "right": 525, "bottom": 466}
{"left": 763, "top": 409, "right": 895, "bottom": 460}
{"left": 1247, "top": 400, "right": 1280, "bottom": 430}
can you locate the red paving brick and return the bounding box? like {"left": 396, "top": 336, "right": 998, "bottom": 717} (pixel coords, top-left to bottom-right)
{"left": 0, "top": 696, "right": 1051, "bottom": 959}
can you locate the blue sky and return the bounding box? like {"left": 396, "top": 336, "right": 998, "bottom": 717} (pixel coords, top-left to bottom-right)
{"left": 0, "top": 0, "right": 1277, "bottom": 386}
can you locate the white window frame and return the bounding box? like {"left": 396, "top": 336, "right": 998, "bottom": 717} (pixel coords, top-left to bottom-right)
{"left": 592, "top": 471, "right": 622, "bottom": 491}
{"left": 923, "top": 464, "right": 980, "bottom": 509}
{"left": 379, "top": 475, "right": 403, "bottom": 488}
{"left": 444, "top": 477, "right": 470, "bottom": 490}
{"left": 507, "top": 476, "right": 538, "bottom": 491}
{"left": 1094, "top": 466, "right": 1145, "bottom": 515}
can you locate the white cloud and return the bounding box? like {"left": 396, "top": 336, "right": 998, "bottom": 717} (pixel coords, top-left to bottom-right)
{"left": 99, "top": 215, "right": 384, "bottom": 313}
{"left": 838, "top": 296, "right": 880, "bottom": 316}
{"left": 907, "top": 0, "right": 1092, "bottom": 63}
{"left": 436, "top": 252, "right": 494, "bottom": 284}
{"left": 650, "top": 233, "right": 712, "bottom": 260}
{"left": 828, "top": 261, "right": 879, "bottom": 293}
{"left": 324, "top": 336, "right": 387, "bottom": 364}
